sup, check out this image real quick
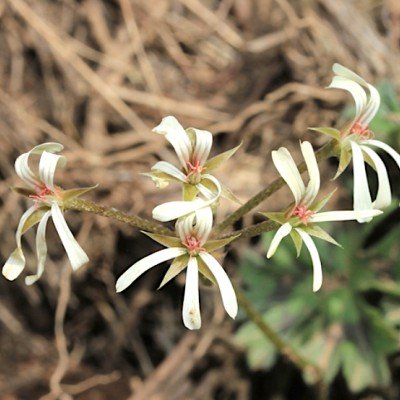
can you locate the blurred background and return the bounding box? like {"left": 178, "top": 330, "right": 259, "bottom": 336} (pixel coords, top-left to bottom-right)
{"left": 0, "top": 0, "right": 400, "bottom": 399}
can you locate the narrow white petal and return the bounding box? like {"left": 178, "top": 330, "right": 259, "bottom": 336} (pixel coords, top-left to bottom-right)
{"left": 199, "top": 252, "right": 238, "bottom": 319}
{"left": 328, "top": 76, "right": 367, "bottom": 121}
{"left": 176, "top": 212, "right": 196, "bottom": 242}
{"left": 151, "top": 161, "right": 187, "bottom": 182}
{"left": 15, "top": 143, "right": 64, "bottom": 188}
{"left": 153, "top": 199, "right": 209, "bottom": 222}
{"left": 272, "top": 148, "right": 305, "bottom": 205}
{"left": 182, "top": 257, "right": 201, "bottom": 330}
{"left": 300, "top": 141, "right": 320, "bottom": 206}
{"left": 266, "top": 223, "right": 292, "bottom": 258}
{"left": 364, "top": 140, "right": 400, "bottom": 172}
{"left": 196, "top": 174, "right": 222, "bottom": 201}
{"left": 2, "top": 248, "right": 25, "bottom": 281}
{"left": 351, "top": 141, "right": 373, "bottom": 222}
{"left": 116, "top": 247, "right": 186, "bottom": 292}
{"left": 360, "top": 84, "right": 380, "bottom": 127}
{"left": 192, "top": 128, "right": 213, "bottom": 166}
{"left": 51, "top": 202, "right": 89, "bottom": 271}
{"left": 38, "top": 151, "right": 66, "bottom": 190}
{"left": 360, "top": 146, "right": 391, "bottom": 209}
{"left": 25, "top": 211, "right": 52, "bottom": 285}
{"left": 295, "top": 229, "right": 323, "bottom": 292}
{"left": 15, "top": 206, "right": 38, "bottom": 248}
{"left": 310, "top": 209, "right": 382, "bottom": 223}
{"left": 152, "top": 116, "right": 192, "bottom": 169}
{"left": 332, "top": 63, "right": 368, "bottom": 86}
{"left": 194, "top": 207, "right": 213, "bottom": 245}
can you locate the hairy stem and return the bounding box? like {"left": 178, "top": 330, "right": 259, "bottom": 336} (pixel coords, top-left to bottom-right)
{"left": 64, "top": 198, "right": 173, "bottom": 236}
{"left": 215, "top": 139, "right": 338, "bottom": 233}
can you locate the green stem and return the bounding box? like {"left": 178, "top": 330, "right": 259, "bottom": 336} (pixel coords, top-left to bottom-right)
{"left": 215, "top": 140, "right": 338, "bottom": 233}
{"left": 64, "top": 198, "right": 173, "bottom": 236}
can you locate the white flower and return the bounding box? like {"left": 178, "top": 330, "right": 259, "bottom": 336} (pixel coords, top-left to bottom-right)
{"left": 328, "top": 63, "right": 400, "bottom": 221}
{"left": 3, "top": 143, "right": 90, "bottom": 284}
{"left": 264, "top": 141, "right": 382, "bottom": 292}
{"left": 116, "top": 207, "right": 238, "bottom": 330}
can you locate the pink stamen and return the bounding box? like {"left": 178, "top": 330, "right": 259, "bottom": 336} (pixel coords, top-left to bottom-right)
{"left": 350, "top": 122, "right": 374, "bottom": 140}
{"left": 29, "top": 185, "right": 53, "bottom": 206}
{"left": 187, "top": 160, "right": 205, "bottom": 175}
{"left": 292, "top": 205, "right": 314, "bottom": 225}
{"left": 183, "top": 235, "right": 205, "bottom": 256}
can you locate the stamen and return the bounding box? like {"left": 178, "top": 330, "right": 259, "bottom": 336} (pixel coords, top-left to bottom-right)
{"left": 183, "top": 235, "right": 205, "bottom": 256}
{"left": 29, "top": 185, "right": 53, "bottom": 207}
{"left": 350, "top": 122, "right": 374, "bottom": 140}
{"left": 187, "top": 159, "right": 205, "bottom": 175}
{"left": 292, "top": 205, "right": 314, "bottom": 225}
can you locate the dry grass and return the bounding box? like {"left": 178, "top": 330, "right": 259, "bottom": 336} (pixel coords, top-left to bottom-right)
{"left": 0, "top": 0, "right": 399, "bottom": 398}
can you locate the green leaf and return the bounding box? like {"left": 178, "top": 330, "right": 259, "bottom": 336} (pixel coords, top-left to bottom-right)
{"left": 289, "top": 229, "right": 302, "bottom": 257}
{"left": 61, "top": 185, "right": 98, "bottom": 201}
{"left": 158, "top": 254, "right": 189, "bottom": 288}
{"left": 221, "top": 184, "right": 242, "bottom": 204}
{"left": 309, "top": 127, "right": 341, "bottom": 140}
{"left": 142, "top": 231, "right": 182, "bottom": 248}
{"left": 333, "top": 148, "right": 352, "bottom": 180}
{"left": 205, "top": 142, "right": 242, "bottom": 171}
{"left": 22, "top": 208, "right": 48, "bottom": 234}
{"left": 260, "top": 212, "right": 286, "bottom": 224}
{"left": 197, "top": 256, "right": 217, "bottom": 285}
{"left": 302, "top": 225, "right": 341, "bottom": 247}
{"left": 203, "top": 234, "right": 241, "bottom": 252}
{"left": 310, "top": 189, "right": 336, "bottom": 212}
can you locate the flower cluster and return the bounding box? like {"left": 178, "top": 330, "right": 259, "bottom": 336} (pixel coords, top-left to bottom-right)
{"left": 3, "top": 64, "right": 398, "bottom": 330}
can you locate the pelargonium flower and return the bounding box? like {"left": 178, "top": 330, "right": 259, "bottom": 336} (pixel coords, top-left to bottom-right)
{"left": 146, "top": 116, "right": 240, "bottom": 202}
{"left": 314, "top": 63, "right": 400, "bottom": 222}
{"left": 116, "top": 207, "right": 238, "bottom": 330}
{"left": 263, "top": 141, "right": 382, "bottom": 292}
{"left": 3, "top": 143, "right": 92, "bottom": 285}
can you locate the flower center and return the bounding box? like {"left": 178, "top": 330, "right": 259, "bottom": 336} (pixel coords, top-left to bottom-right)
{"left": 292, "top": 205, "right": 314, "bottom": 224}
{"left": 183, "top": 235, "right": 204, "bottom": 256}
{"left": 29, "top": 185, "right": 53, "bottom": 206}
{"left": 350, "top": 122, "right": 374, "bottom": 140}
{"left": 186, "top": 160, "right": 205, "bottom": 184}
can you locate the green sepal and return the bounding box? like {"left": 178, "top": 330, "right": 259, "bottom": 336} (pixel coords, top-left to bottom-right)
{"left": 260, "top": 212, "right": 286, "bottom": 225}
{"left": 221, "top": 185, "right": 242, "bottom": 204}
{"left": 302, "top": 225, "right": 342, "bottom": 247}
{"left": 142, "top": 231, "right": 182, "bottom": 248}
{"left": 289, "top": 229, "right": 303, "bottom": 257}
{"left": 61, "top": 185, "right": 98, "bottom": 201}
{"left": 333, "top": 148, "right": 352, "bottom": 180}
{"left": 158, "top": 254, "right": 189, "bottom": 289}
{"left": 200, "top": 176, "right": 219, "bottom": 193}
{"left": 205, "top": 142, "right": 242, "bottom": 171}
{"left": 12, "top": 187, "right": 36, "bottom": 197}
{"left": 22, "top": 208, "right": 48, "bottom": 235}
{"left": 310, "top": 189, "right": 336, "bottom": 213}
{"left": 183, "top": 183, "right": 199, "bottom": 201}
{"left": 309, "top": 127, "right": 341, "bottom": 141}
{"left": 203, "top": 234, "right": 241, "bottom": 252}
{"left": 198, "top": 256, "right": 217, "bottom": 285}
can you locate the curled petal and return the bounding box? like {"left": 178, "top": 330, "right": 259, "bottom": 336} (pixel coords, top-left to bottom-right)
{"left": 25, "top": 211, "right": 52, "bottom": 285}
{"left": 152, "top": 116, "right": 192, "bottom": 169}
{"left": 300, "top": 141, "right": 320, "bottom": 207}
{"left": 295, "top": 229, "right": 323, "bottom": 292}
{"left": 191, "top": 128, "right": 213, "bottom": 166}
{"left": 39, "top": 151, "right": 66, "bottom": 190}
{"left": 151, "top": 161, "right": 187, "bottom": 183}
{"left": 266, "top": 222, "right": 292, "bottom": 258}
{"left": 272, "top": 147, "right": 305, "bottom": 205}
{"left": 116, "top": 247, "right": 186, "bottom": 292}
{"left": 332, "top": 63, "right": 368, "bottom": 86}
{"left": 51, "top": 202, "right": 89, "bottom": 271}
{"left": 364, "top": 140, "right": 400, "bottom": 173}
{"left": 196, "top": 174, "right": 222, "bottom": 201}
{"left": 360, "top": 84, "right": 380, "bottom": 127}
{"left": 194, "top": 207, "right": 213, "bottom": 245}
{"left": 182, "top": 257, "right": 201, "bottom": 330}
{"left": 199, "top": 252, "right": 238, "bottom": 320}
{"left": 351, "top": 141, "right": 373, "bottom": 223}
{"left": 360, "top": 146, "right": 391, "bottom": 209}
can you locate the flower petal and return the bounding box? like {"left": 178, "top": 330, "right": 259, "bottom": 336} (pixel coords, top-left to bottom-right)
{"left": 300, "top": 141, "right": 320, "bottom": 206}
{"left": 360, "top": 84, "right": 380, "bottom": 127}
{"left": 351, "top": 141, "right": 373, "bottom": 222}
{"left": 190, "top": 128, "right": 213, "bottom": 166}
{"left": 360, "top": 146, "right": 391, "bottom": 209}
{"left": 328, "top": 76, "right": 367, "bottom": 122}
{"left": 51, "top": 202, "right": 89, "bottom": 271}
{"left": 25, "top": 211, "right": 52, "bottom": 285}
{"left": 39, "top": 151, "right": 66, "bottom": 190}
{"left": 295, "top": 229, "right": 323, "bottom": 292}
{"left": 151, "top": 161, "right": 187, "bottom": 183}
{"left": 310, "top": 209, "right": 382, "bottom": 223}
{"left": 196, "top": 174, "right": 222, "bottom": 201}
{"left": 199, "top": 252, "right": 238, "bottom": 319}
{"left": 194, "top": 207, "right": 213, "bottom": 245}
{"left": 153, "top": 199, "right": 208, "bottom": 222}
{"left": 272, "top": 147, "right": 305, "bottom": 205}
{"left": 364, "top": 140, "right": 400, "bottom": 172}
{"left": 332, "top": 63, "right": 368, "bottom": 86}
{"left": 116, "top": 247, "right": 186, "bottom": 292}
{"left": 152, "top": 116, "right": 192, "bottom": 169}
{"left": 182, "top": 257, "right": 201, "bottom": 330}
{"left": 266, "top": 222, "right": 292, "bottom": 258}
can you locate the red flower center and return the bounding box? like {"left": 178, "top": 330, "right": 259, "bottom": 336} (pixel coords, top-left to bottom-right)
{"left": 183, "top": 235, "right": 204, "bottom": 256}
{"left": 350, "top": 122, "right": 373, "bottom": 140}
{"left": 187, "top": 159, "right": 204, "bottom": 175}
{"left": 29, "top": 185, "right": 53, "bottom": 205}
{"left": 292, "top": 205, "right": 314, "bottom": 224}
